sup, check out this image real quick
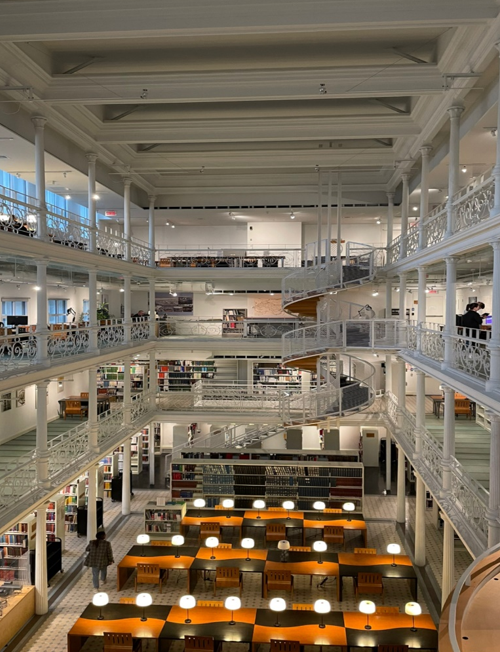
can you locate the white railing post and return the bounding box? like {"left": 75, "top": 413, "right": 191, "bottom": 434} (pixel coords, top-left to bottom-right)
{"left": 86, "top": 153, "right": 98, "bottom": 253}
{"left": 399, "top": 173, "right": 409, "bottom": 260}
{"left": 386, "top": 192, "right": 394, "bottom": 249}
{"left": 36, "top": 260, "right": 48, "bottom": 364}
{"left": 487, "top": 239, "right": 500, "bottom": 393}
{"left": 123, "top": 177, "right": 132, "bottom": 261}
{"left": 89, "top": 268, "right": 99, "bottom": 352}
{"left": 149, "top": 278, "right": 157, "bottom": 340}
{"left": 414, "top": 370, "right": 425, "bottom": 458}
{"left": 148, "top": 195, "right": 156, "bottom": 267}
{"left": 32, "top": 116, "right": 47, "bottom": 241}
{"left": 487, "top": 410, "right": 500, "bottom": 547}
{"left": 441, "top": 385, "right": 455, "bottom": 496}
{"left": 443, "top": 257, "right": 457, "bottom": 371}
{"left": 417, "top": 265, "right": 427, "bottom": 356}
{"left": 123, "top": 274, "right": 132, "bottom": 344}
{"left": 446, "top": 104, "right": 464, "bottom": 237}
{"left": 89, "top": 365, "right": 99, "bottom": 455}
{"left": 36, "top": 380, "right": 50, "bottom": 490}
{"left": 418, "top": 146, "right": 432, "bottom": 250}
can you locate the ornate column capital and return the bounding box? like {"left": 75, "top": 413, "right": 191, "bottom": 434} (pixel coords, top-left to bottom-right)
{"left": 31, "top": 115, "right": 47, "bottom": 129}
{"left": 123, "top": 177, "right": 132, "bottom": 188}
{"left": 441, "top": 385, "right": 455, "bottom": 395}
{"left": 387, "top": 191, "right": 395, "bottom": 201}
{"left": 86, "top": 152, "right": 98, "bottom": 164}
{"left": 447, "top": 104, "right": 464, "bottom": 119}
{"left": 399, "top": 271, "right": 407, "bottom": 280}
{"left": 491, "top": 238, "right": 500, "bottom": 251}
{"left": 36, "top": 379, "right": 50, "bottom": 389}
{"left": 415, "top": 369, "right": 425, "bottom": 377}
{"left": 401, "top": 173, "right": 410, "bottom": 183}
{"left": 420, "top": 145, "right": 433, "bottom": 157}
{"left": 148, "top": 194, "right": 156, "bottom": 204}
{"left": 444, "top": 256, "right": 457, "bottom": 266}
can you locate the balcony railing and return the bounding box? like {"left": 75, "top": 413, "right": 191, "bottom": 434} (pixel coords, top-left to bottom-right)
{"left": 156, "top": 246, "right": 301, "bottom": 268}
{"left": 157, "top": 316, "right": 303, "bottom": 339}
{"left": 387, "top": 168, "right": 495, "bottom": 264}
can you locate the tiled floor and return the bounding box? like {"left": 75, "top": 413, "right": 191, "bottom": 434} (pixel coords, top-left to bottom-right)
{"left": 18, "top": 483, "right": 446, "bottom": 652}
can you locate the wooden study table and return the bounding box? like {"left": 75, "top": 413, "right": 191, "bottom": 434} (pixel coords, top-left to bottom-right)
{"left": 180, "top": 509, "right": 243, "bottom": 538}
{"left": 117, "top": 545, "right": 198, "bottom": 591}
{"left": 58, "top": 395, "right": 111, "bottom": 417}
{"left": 301, "top": 512, "right": 368, "bottom": 547}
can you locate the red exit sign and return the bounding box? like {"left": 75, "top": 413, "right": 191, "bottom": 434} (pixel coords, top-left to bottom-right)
{"left": 104, "top": 210, "right": 117, "bottom": 217}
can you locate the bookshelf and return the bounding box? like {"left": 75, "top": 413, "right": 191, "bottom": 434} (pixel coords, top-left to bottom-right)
{"left": 158, "top": 360, "right": 217, "bottom": 392}
{"left": 0, "top": 515, "right": 36, "bottom": 584}
{"left": 45, "top": 494, "right": 66, "bottom": 548}
{"left": 97, "top": 363, "right": 145, "bottom": 399}
{"left": 180, "top": 448, "right": 360, "bottom": 462}
{"left": 476, "top": 404, "right": 491, "bottom": 431}
{"left": 144, "top": 501, "right": 187, "bottom": 537}
{"left": 172, "top": 456, "right": 364, "bottom": 510}
{"left": 101, "top": 454, "right": 119, "bottom": 498}
{"left": 222, "top": 309, "right": 247, "bottom": 337}
{"left": 131, "top": 434, "right": 143, "bottom": 475}
{"left": 253, "top": 363, "right": 316, "bottom": 390}
{"left": 61, "top": 479, "right": 85, "bottom": 533}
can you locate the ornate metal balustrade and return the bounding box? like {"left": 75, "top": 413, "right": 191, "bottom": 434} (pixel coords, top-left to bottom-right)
{"left": 0, "top": 329, "right": 37, "bottom": 373}
{"left": 155, "top": 246, "right": 301, "bottom": 268}
{"left": 449, "top": 458, "right": 489, "bottom": 544}
{"left": 451, "top": 331, "right": 490, "bottom": 380}
{"left": 423, "top": 206, "right": 447, "bottom": 249}
{"left": 157, "top": 317, "right": 301, "bottom": 339}
{"left": 131, "top": 318, "right": 150, "bottom": 341}
{"left": 420, "top": 326, "right": 445, "bottom": 362}
{"left": 192, "top": 381, "right": 293, "bottom": 411}
{"left": 97, "top": 320, "right": 125, "bottom": 348}
{"left": 48, "top": 325, "right": 91, "bottom": 358}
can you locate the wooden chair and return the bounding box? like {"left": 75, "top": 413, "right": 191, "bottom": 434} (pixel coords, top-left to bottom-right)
{"left": 103, "top": 632, "right": 141, "bottom": 652}
{"left": 377, "top": 646, "right": 408, "bottom": 652}
{"left": 266, "top": 523, "right": 286, "bottom": 542}
{"left": 151, "top": 540, "right": 172, "bottom": 546}
{"left": 270, "top": 640, "right": 301, "bottom": 652}
{"left": 289, "top": 546, "right": 311, "bottom": 552}
{"left": 354, "top": 547, "right": 377, "bottom": 554}
{"left": 217, "top": 543, "right": 232, "bottom": 549}
{"left": 213, "top": 567, "right": 242, "bottom": 596}
{"left": 324, "top": 508, "right": 342, "bottom": 513}
{"left": 199, "top": 522, "right": 221, "bottom": 542}
{"left": 80, "top": 392, "right": 89, "bottom": 399}
{"left": 119, "top": 597, "right": 136, "bottom": 604}
{"left": 185, "top": 636, "right": 217, "bottom": 652}
{"left": 324, "top": 525, "right": 345, "bottom": 549}
{"left": 355, "top": 572, "right": 384, "bottom": 601}
{"left": 135, "top": 563, "right": 165, "bottom": 593}
{"left": 292, "top": 603, "right": 313, "bottom": 611}
{"left": 265, "top": 570, "right": 294, "bottom": 597}
{"left": 214, "top": 505, "right": 225, "bottom": 510}
{"left": 269, "top": 507, "right": 286, "bottom": 511}
{"left": 64, "top": 400, "right": 86, "bottom": 419}
{"left": 198, "top": 600, "right": 223, "bottom": 608}
{"left": 455, "top": 399, "right": 472, "bottom": 419}
{"left": 376, "top": 606, "right": 399, "bottom": 615}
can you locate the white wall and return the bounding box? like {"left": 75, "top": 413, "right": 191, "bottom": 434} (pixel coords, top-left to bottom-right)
{"left": 247, "top": 222, "right": 301, "bottom": 247}
{"left": 339, "top": 425, "right": 360, "bottom": 450}
{"left": 303, "top": 222, "right": 391, "bottom": 249}
{"left": 0, "top": 284, "right": 90, "bottom": 324}
{"left": 134, "top": 225, "right": 247, "bottom": 250}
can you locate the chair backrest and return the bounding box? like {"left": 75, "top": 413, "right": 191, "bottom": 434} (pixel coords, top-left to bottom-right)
{"left": 377, "top": 646, "right": 409, "bottom": 652}
{"left": 214, "top": 505, "right": 225, "bottom": 510}
{"left": 266, "top": 570, "right": 292, "bottom": 582}
{"left": 103, "top": 632, "right": 134, "bottom": 651}
{"left": 201, "top": 522, "right": 220, "bottom": 534}
{"left": 325, "top": 525, "right": 344, "bottom": 537}
{"left": 198, "top": 600, "right": 224, "bottom": 608}
{"left": 151, "top": 540, "right": 172, "bottom": 546}
{"left": 118, "top": 597, "right": 136, "bottom": 605}
{"left": 455, "top": 399, "right": 471, "bottom": 410}
{"left": 289, "top": 546, "right": 311, "bottom": 552}
{"left": 266, "top": 523, "right": 286, "bottom": 534}
{"left": 268, "top": 507, "right": 286, "bottom": 511}
{"left": 136, "top": 563, "right": 160, "bottom": 579}
{"left": 217, "top": 543, "right": 232, "bottom": 549}
{"left": 324, "top": 508, "right": 342, "bottom": 513}
{"left": 292, "top": 603, "right": 314, "bottom": 611}
{"left": 270, "top": 640, "right": 301, "bottom": 652}
{"left": 66, "top": 400, "right": 81, "bottom": 410}
{"left": 80, "top": 392, "right": 89, "bottom": 398}
{"left": 185, "top": 636, "right": 215, "bottom": 651}
{"left": 376, "top": 606, "right": 399, "bottom": 615}
{"left": 354, "top": 547, "right": 377, "bottom": 554}
{"left": 358, "top": 572, "right": 383, "bottom": 585}
{"left": 215, "top": 567, "right": 240, "bottom": 580}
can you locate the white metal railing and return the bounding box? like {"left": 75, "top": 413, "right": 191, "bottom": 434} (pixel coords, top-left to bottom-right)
{"left": 0, "top": 329, "right": 37, "bottom": 372}
{"left": 317, "top": 297, "right": 366, "bottom": 322}
{"left": 157, "top": 316, "right": 302, "bottom": 339}
{"left": 282, "top": 241, "right": 381, "bottom": 308}
{"left": 156, "top": 246, "right": 302, "bottom": 268}
{"left": 387, "top": 169, "right": 495, "bottom": 263}
{"left": 282, "top": 319, "right": 407, "bottom": 360}
{"left": 97, "top": 319, "right": 125, "bottom": 348}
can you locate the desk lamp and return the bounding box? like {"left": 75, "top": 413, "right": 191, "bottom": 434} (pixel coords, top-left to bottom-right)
{"left": 253, "top": 499, "right": 266, "bottom": 519}
{"left": 312, "top": 540, "right": 327, "bottom": 564}
{"left": 277, "top": 539, "right": 290, "bottom": 562}
{"left": 171, "top": 534, "right": 185, "bottom": 558}
{"left": 387, "top": 543, "right": 401, "bottom": 567}
{"left": 206, "top": 536, "right": 219, "bottom": 560}
{"left": 405, "top": 602, "right": 422, "bottom": 631}
{"left": 241, "top": 537, "right": 255, "bottom": 561}
{"left": 136, "top": 533, "right": 150, "bottom": 556}
{"left": 282, "top": 500, "right": 295, "bottom": 520}
{"left": 359, "top": 600, "right": 376, "bottom": 630}
{"left": 225, "top": 596, "right": 241, "bottom": 625}
{"left": 342, "top": 502, "right": 355, "bottom": 522}
{"left": 193, "top": 498, "right": 206, "bottom": 516}
{"left": 179, "top": 595, "right": 196, "bottom": 623}
{"left": 314, "top": 599, "right": 331, "bottom": 628}
{"left": 222, "top": 498, "right": 234, "bottom": 518}
{"left": 92, "top": 592, "right": 108, "bottom": 620}
{"left": 269, "top": 597, "right": 286, "bottom": 627}
{"left": 136, "top": 593, "right": 152, "bottom": 622}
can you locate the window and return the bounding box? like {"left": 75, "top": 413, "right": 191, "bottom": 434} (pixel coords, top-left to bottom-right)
{"left": 48, "top": 299, "right": 67, "bottom": 324}
{"left": 1, "top": 299, "right": 28, "bottom": 324}
{"left": 82, "top": 299, "right": 90, "bottom": 322}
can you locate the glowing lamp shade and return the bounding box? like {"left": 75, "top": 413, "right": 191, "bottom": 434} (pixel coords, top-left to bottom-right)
{"left": 282, "top": 500, "right": 295, "bottom": 519}
{"left": 241, "top": 537, "right": 255, "bottom": 561}
{"left": 136, "top": 592, "right": 153, "bottom": 622}
{"left": 342, "top": 502, "right": 355, "bottom": 521}
{"left": 253, "top": 499, "right": 266, "bottom": 518}
{"left": 269, "top": 597, "right": 287, "bottom": 626}
{"left": 193, "top": 498, "right": 206, "bottom": 508}
{"left": 225, "top": 596, "right": 241, "bottom": 625}
{"left": 222, "top": 499, "right": 234, "bottom": 508}
{"left": 387, "top": 543, "right": 401, "bottom": 566}
{"left": 206, "top": 536, "right": 219, "bottom": 559}
{"left": 92, "top": 591, "right": 109, "bottom": 620}
{"left": 405, "top": 601, "right": 422, "bottom": 631}
{"left": 137, "top": 534, "right": 150, "bottom": 544}
{"left": 179, "top": 594, "right": 196, "bottom": 623}
{"left": 312, "top": 540, "right": 327, "bottom": 564}
{"left": 313, "top": 501, "right": 326, "bottom": 511}
{"left": 277, "top": 540, "right": 290, "bottom": 551}
{"left": 314, "top": 599, "right": 331, "bottom": 628}
{"left": 172, "top": 534, "right": 185, "bottom": 558}
{"left": 359, "top": 600, "right": 376, "bottom": 630}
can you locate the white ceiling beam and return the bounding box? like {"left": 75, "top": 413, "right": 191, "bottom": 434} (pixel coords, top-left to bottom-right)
{"left": 44, "top": 66, "right": 443, "bottom": 104}
{"left": 96, "top": 115, "right": 420, "bottom": 144}
{"left": 0, "top": 0, "right": 495, "bottom": 41}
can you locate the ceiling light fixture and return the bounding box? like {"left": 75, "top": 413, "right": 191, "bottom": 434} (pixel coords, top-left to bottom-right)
{"left": 461, "top": 165, "right": 467, "bottom": 173}
{"left": 200, "top": 166, "right": 205, "bottom": 173}
{"left": 171, "top": 224, "right": 175, "bottom": 228}
{"left": 140, "top": 88, "right": 148, "bottom": 99}
{"left": 314, "top": 165, "right": 320, "bottom": 172}
{"left": 376, "top": 218, "right": 381, "bottom": 224}
{"left": 319, "top": 83, "right": 327, "bottom": 95}
{"left": 165, "top": 222, "right": 169, "bottom": 226}
{"left": 64, "top": 194, "right": 71, "bottom": 200}
{"left": 93, "top": 194, "right": 100, "bottom": 200}
{"left": 412, "top": 206, "right": 418, "bottom": 211}
{"left": 290, "top": 212, "right": 295, "bottom": 220}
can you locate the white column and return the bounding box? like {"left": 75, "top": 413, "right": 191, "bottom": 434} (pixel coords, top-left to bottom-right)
{"left": 123, "top": 355, "right": 132, "bottom": 426}
{"left": 415, "top": 370, "right": 425, "bottom": 458}
{"left": 398, "top": 273, "right": 407, "bottom": 320}
{"left": 149, "top": 350, "right": 157, "bottom": 399}
{"left": 336, "top": 172, "right": 343, "bottom": 276}
{"left": 149, "top": 278, "right": 156, "bottom": 339}
{"left": 123, "top": 275, "right": 132, "bottom": 344}
{"left": 417, "top": 265, "right": 427, "bottom": 355}
{"left": 35, "top": 504, "right": 48, "bottom": 614}
{"left": 446, "top": 105, "right": 464, "bottom": 236}
{"left": 442, "top": 517, "right": 455, "bottom": 608}
{"left": 123, "top": 177, "right": 132, "bottom": 261}
{"left": 418, "top": 146, "right": 432, "bottom": 250}
{"left": 396, "top": 446, "right": 406, "bottom": 524}
{"left": 32, "top": 116, "right": 47, "bottom": 240}
{"left": 385, "top": 422, "right": 392, "bottom": 493}
{"left": 487, "top": 240, "right": 500, "bottom": 392}
{"left": 316, "top": 171, "right": 322, "bottom": 266}
{"left": 149, "top": 425, "right": 156, "bottom": 487}
{"left": 492, "top": 44, "right": 500, "bottom": 215}
{"left": 36, "top": 381, "right": 50, "bottom": 489}
{"left": 441, "top": 385, "right": 455, "bottom": 496}
{"left": 385, "top": 277, "right": 392, "bottom": 319}
{"left": 87, "top": 464, "right": 97, "bottom": 541}
{"left": 87, "top": 153, "right": 98, "bottom": 253}
{"left": 487, "top": 411, "right": 500, "bottom": 547}
{"left": 386, "top": 192, "right": 394, "bottom": 248}
{"left": 36, "top": 261, "right": 48, "bottom": 363}
{"left": 122, "top": 438, "right": 131, "bottom": 515}
{"left": 89, "top": 366, "right": 99, "bottom": 454}
{"left": 399, "top": 174, "right": 409, "bottom": 260}
{"left": 443, "top": 257, "right": 457, "bottom": 370}
{"left": 148, "top": 195, "right": 156, "bottom": 267}
{"left": 325, "top": 172, "right": 332, "bottom": 263}
{"left": 88, "top": 269, "right": 98, "bottom": 352}
{"left": 415, "top": 475, "right": 426, "bottom": 566}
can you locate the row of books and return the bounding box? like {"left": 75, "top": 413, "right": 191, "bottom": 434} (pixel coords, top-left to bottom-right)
{"left": 144, "top": 510, "right": 182, "bottom": 521}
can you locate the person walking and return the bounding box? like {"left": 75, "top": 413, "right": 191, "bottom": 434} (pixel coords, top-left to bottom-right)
{"left": 84, "top": 530, "right": 114, "bottom": 589}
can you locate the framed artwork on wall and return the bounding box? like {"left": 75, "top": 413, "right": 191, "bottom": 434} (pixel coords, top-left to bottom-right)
{"left": 1, "top": 393, "right": 12, "bottom": 412}
{"left": 16, "top": 389, "right": 25, "bottom": 407}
